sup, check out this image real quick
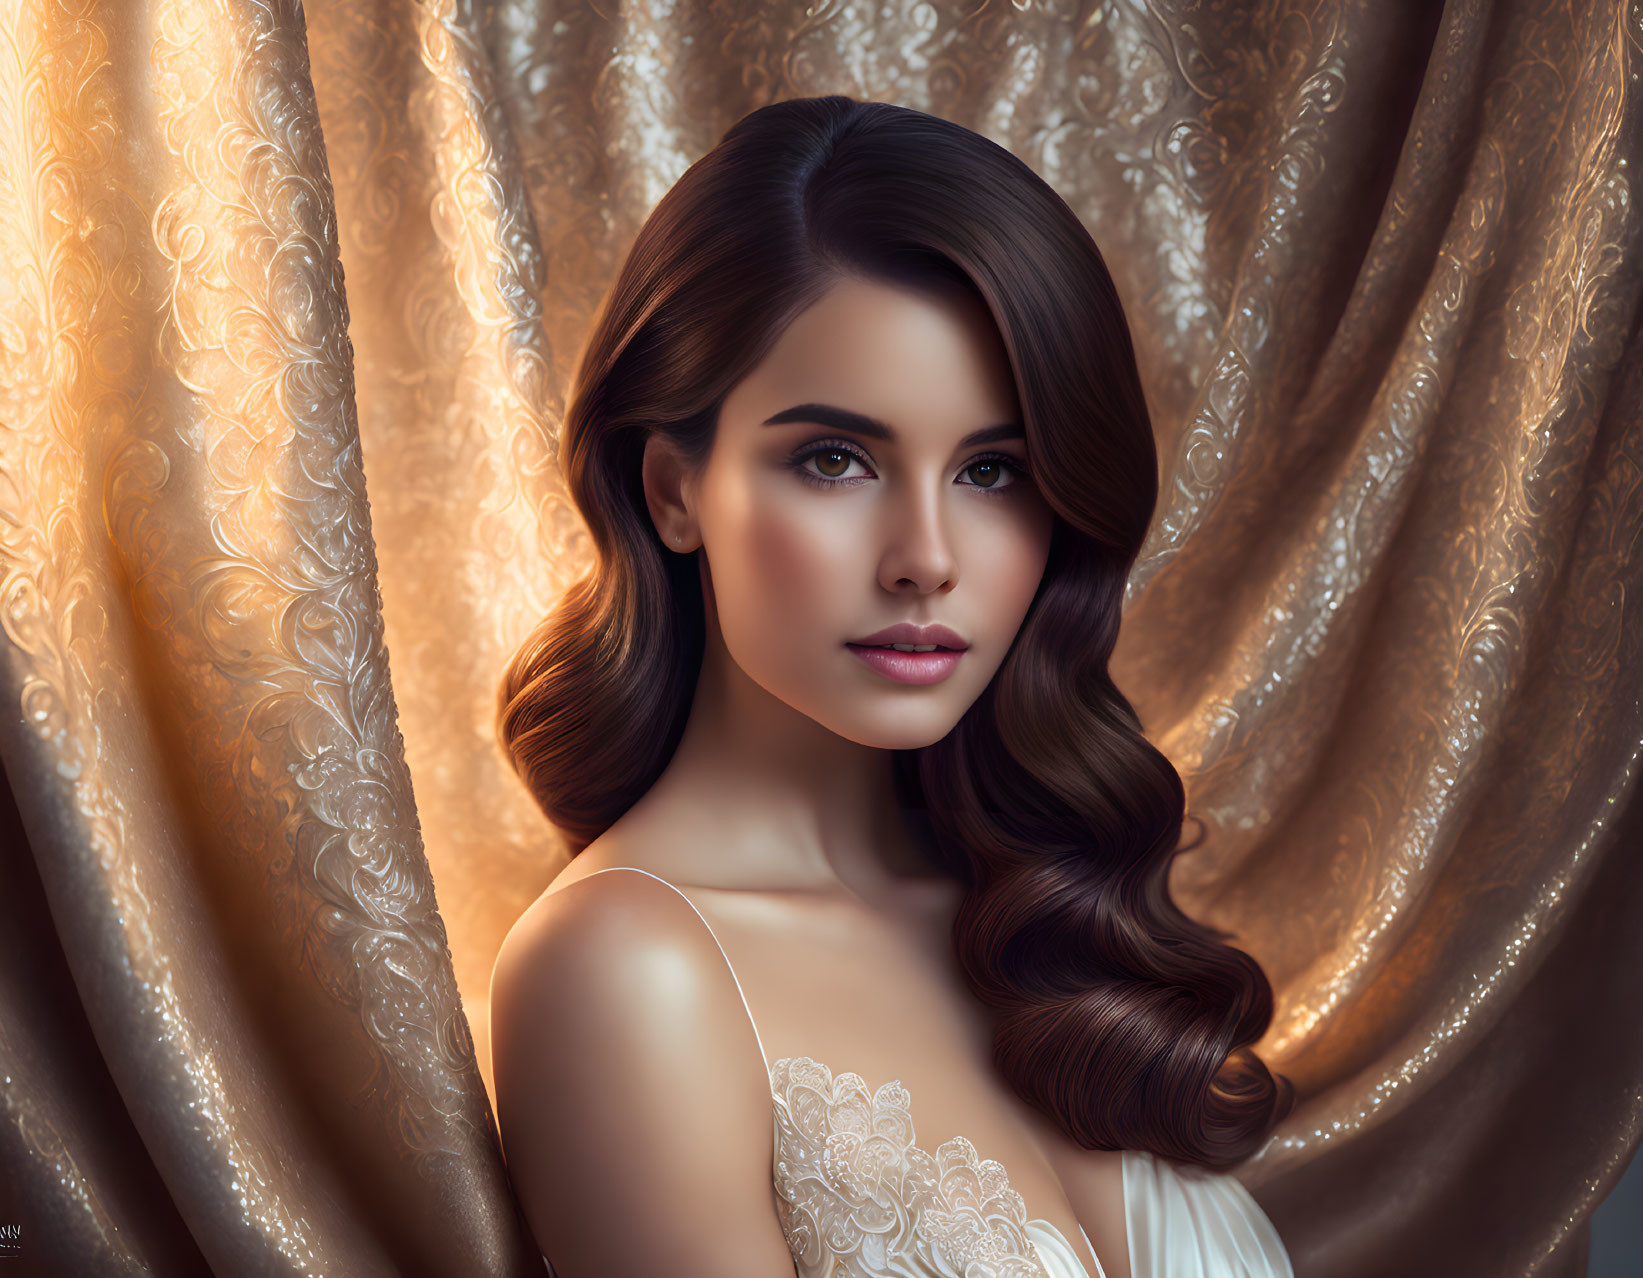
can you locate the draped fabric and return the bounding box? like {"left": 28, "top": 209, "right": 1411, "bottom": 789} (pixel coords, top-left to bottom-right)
{"left": 0, "top": 1, "right": 1637, "bottom": 1275}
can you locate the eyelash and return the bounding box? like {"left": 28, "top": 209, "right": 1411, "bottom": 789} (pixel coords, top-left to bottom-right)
{"left": 787, "top": 438, "right": 1029, "bottom": 495}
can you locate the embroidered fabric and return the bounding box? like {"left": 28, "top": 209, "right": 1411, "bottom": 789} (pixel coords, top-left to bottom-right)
{"left": 555, "top": 867, "right": 1293, "bottom": 1278}
{"left": 770, "top": 1053, "right": 1104, "bottom": 1278}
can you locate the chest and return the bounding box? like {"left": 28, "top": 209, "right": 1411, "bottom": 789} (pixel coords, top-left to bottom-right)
{"left": 695, "top": 891, "right": 1124, "bottom": 1278}
{"left": 767, "top": 1053, "right": 1115, "bottom": 1278}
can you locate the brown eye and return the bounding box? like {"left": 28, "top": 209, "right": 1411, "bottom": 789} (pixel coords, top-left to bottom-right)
{"left": 960, "top": 454, "right": 1025, "bottom": 492}
{"left": 786, "top": 440, "right": 876, "bottom": 488}
{"left": 814, "top": 449, "right": 852, "bottom": 478}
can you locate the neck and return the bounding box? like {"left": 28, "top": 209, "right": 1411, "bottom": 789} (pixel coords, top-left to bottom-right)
{"left": 637, "top": 616, "right": 939, "bottom": 905}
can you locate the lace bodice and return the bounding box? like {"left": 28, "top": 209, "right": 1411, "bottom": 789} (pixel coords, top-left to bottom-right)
{"left": 549, "top": 867, "right": 1293, "bottom": 1278}
{"left": 770, "top": 1053, "right": 1102, "bottom": 1278}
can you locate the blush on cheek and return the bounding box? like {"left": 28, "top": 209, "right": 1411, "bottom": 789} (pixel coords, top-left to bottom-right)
{"left": 742, "top": 507, "right": 848, "bottom": 642}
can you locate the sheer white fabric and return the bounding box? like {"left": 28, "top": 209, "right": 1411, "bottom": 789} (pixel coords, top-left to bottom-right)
{"left": 564, "top": 867, "right": 1293, "bottom": 1278}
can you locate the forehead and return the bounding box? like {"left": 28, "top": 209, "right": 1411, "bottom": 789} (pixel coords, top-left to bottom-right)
{"left": 726, "top": 273, "right": 1020, "bottom": 428}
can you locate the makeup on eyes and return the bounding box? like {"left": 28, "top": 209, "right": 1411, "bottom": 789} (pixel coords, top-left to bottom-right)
{"left": 783, "top": 437, "right": 1030, "bottom": 493}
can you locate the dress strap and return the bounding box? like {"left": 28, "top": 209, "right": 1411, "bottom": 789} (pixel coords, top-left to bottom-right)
{"left": 576, "top": 866, "right": 772, "bottom": 1074}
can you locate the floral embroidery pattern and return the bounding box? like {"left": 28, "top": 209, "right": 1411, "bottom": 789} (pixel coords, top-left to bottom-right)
{"left": 770, "top": 1056, "right": 1053, "bottom": 1278}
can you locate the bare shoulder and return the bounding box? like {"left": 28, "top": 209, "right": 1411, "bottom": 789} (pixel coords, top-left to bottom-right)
{"left": 490, "top": 869, "right": 791, "bottom": 1277}
{"left": 490, "top": 864, "right": 743, "bottom": 1064}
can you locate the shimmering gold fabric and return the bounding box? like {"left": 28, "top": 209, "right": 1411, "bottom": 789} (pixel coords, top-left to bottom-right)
{"left": 0, "top": 1, "right": 1637, "bottom": 1276}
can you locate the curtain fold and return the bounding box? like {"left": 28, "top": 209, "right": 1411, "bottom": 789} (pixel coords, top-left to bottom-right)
{"left": 0, "top": 1, "right": 1637, "bottom": 1275}
{"left": 0, "top": 0, "right": 534, "bottom": 1273}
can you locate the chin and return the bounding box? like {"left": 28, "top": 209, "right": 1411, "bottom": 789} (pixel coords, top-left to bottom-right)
{"left": 812, "top": 704, "right": 966, "bottom": 752}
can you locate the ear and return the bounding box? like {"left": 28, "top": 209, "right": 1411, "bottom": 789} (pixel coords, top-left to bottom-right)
{"left": 641, "top": 432, "right": 701, "bottom": 553}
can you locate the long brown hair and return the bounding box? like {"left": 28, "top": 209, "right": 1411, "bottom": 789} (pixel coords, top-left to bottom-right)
{"left": 498, "top": 95, "right": 1293, "bottom": 1169}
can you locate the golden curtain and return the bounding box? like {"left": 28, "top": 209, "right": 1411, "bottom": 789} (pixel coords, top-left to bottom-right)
{"left": 0, "top": 0, "right": 1638, "bottom": 1275}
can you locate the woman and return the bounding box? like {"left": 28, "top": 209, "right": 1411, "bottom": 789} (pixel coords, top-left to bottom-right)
{"left": 491, "top": 95, "right": 1296, "bottom": 1278}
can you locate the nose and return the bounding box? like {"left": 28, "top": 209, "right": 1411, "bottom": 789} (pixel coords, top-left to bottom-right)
{"left": 877, "top": 478, "right": 957, "bottom": 594}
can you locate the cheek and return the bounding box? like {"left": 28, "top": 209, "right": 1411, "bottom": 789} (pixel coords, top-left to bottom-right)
{"left": 711, "top": 481, "right": 856, "bottom": 646}
{"left": 967, "top": 508, "right": 1054, "bottom": 626}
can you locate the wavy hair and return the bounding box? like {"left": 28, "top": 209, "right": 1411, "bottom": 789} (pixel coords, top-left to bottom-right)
{"left": 497, "top": 95, "right": 1294, "bottom": 1169}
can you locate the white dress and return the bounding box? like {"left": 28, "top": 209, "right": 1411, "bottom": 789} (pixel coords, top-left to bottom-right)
{"left": 554, "top": 867, "right": 1294, "bottom": 1278}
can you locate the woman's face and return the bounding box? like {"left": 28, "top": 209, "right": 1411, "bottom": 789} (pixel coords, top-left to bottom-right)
{"left": 667, "top": 272, "right": 1055, "bottom": 751}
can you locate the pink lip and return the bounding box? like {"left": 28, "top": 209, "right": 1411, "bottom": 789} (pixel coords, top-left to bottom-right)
{"left": 848, "top": 621, "right": 969, "bottom": 649}
{"left": 845, "top": 644, "right": 966, "bottom": 685}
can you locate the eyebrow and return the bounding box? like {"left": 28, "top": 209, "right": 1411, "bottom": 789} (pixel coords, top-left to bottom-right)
{"left": 761, "top": 403, "right": 1024, "bottom": 448}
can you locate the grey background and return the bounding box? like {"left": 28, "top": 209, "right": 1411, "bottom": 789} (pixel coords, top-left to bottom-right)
{"left": 1590, "top": 1145, "right": 1641, "bottom": 1276}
